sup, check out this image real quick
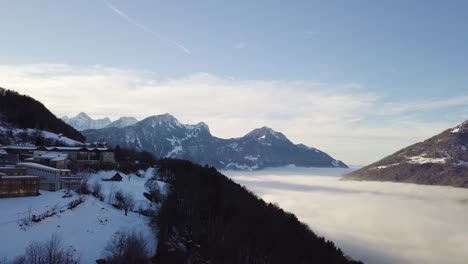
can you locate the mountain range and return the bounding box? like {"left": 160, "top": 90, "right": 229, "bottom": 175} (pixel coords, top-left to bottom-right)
{"left": 345, "top": 120, "right": 468, "bottom": 188}
{"left": 82, "top": 113, "right": 347, "bottom": 170}
{"left": 61, "top": 112, "right": 138, "bottom": 131}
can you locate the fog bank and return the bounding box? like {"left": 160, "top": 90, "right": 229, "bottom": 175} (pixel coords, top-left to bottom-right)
{"left": 224, "top": 167, "right": 468, "bottom": 264}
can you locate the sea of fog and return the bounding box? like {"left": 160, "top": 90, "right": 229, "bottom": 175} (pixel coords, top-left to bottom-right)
{"left": 223, "top": 166, "right": 468, "bottom": 264}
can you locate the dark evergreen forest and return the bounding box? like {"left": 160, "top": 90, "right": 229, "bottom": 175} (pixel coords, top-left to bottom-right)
{"left": 0, "top": 88, "right": 84, "bottom": 142}
{"left": 153, "top": 159, "right": 363, "bottom": 264}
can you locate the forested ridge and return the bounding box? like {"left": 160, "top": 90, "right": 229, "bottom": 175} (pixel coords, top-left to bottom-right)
{"left": 154, "top": 159, "right": 363, "bottom": 264}
{"left": 0, "top": 88, "right": 85, "bottom": 142}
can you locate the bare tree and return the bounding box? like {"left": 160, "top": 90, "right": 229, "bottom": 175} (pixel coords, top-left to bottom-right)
{"left": 9, "top": 234, "right": 80, "bottom": 264}
{"left": 104, "top": 231, "right": 150, "bottom": 264}
{"left": 144, "top": 178, "right": 161, "bottom": 203}
{"left": 115, "top": 191, "right": 135, "bottom": 216}
{"left": 91, "top": 181, "right": 103, "bottom": 200}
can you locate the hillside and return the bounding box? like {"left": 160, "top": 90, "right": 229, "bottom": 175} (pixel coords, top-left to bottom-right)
{"left": 154, "top": 159, "right": 362, "bottom": 263}
{"left": 345, "top": 120, "right": 468, "bottom": 188}
{"left": 83, "top": 113, "right": 347, "bottom": 170}
{"left": 0, "top": 88, "right": 85, "bottom": 142}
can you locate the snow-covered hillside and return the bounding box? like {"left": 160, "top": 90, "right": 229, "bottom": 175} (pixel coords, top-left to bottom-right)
{"left": 0, "top": 168, "right": 164, "bottom": 263}
{"left": 87, "top": 168, "right": 167, "bottom": 212}
{"left": 0, "top": 125, "right": 83, "bottom": 146}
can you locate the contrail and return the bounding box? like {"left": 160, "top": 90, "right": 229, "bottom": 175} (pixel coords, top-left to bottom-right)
{"left": 104, "top": 0, "right": 191, "bottom": 54}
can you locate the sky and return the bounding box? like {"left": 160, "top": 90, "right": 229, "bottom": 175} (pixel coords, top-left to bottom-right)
{"left": 0, "top": 0, "right": 467, "bottom": 165}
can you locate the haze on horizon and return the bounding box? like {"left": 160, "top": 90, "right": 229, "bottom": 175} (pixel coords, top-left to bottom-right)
{"left": 1, "top": 0, "right": 468, "bottom": 165}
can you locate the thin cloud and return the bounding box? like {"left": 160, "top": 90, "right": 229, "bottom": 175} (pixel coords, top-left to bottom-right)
{"left": 0, "top": 63, "right": 465, "bottom": 165}
{"left": 104, "top": 1, "right": 191, "bottom": 54}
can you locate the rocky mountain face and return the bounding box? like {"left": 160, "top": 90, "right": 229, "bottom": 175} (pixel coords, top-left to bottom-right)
{"left": 83, "top": 113, "right": 347, "bottom": 170}
{"left": 106, "top": 117, "right": 138, "bottom": 129}
{"left": 345, "top": 120, "right": 468, "bottom": 188}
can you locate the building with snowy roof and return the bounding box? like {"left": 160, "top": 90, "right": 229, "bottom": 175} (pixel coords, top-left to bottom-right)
{"left": 17, "top": 162, "right": 71, "bottom": 191}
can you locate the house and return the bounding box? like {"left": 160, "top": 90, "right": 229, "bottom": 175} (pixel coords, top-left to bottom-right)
{"left": 17, "top": 162, "right": 71, "bottom": 191}
{"left": 36, "top": 146, "right": 116, "bottom": 166}
{"left": 0, "top": 148, "right": 20, "bottom": 166}
{"left": 3, "top": 145, "right": 116, "bottom": 168}
{"left": 59, "top": 176, "right": 83, "bottom": 192}
{"left": 29, "top": 151, "right": 68, "bottom": 169}
{"left": 0, "top": 174, "right": 40, "bottom": 198}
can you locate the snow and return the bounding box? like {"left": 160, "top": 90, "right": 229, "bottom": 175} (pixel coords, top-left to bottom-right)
{"left": 371, "top": 163, "right": 400, "bottom": 170}
{"left": 87, "top": 168, "right": 167, "bottom": 212}
{"left": 454, "top": 160, "right": 468, "bottom": 166}
{"left": 0, "top": 125, "right": 83, "bottom": 146}
{"left": 451, "top": 128, "right": 460, "bottom": 133}
{"left": 17, "top": 162, "right": 70, "bottom": 172}
{"left": 227, "top": 142, "right": 241, "bottom": 151}
{"left": 40, "top": 130, "right": 83, "bottom": 146}
{"left": 406, "top": 156, "right": 447, "bottom": 164}
{"left": 225, "top": 162, "right": 259, "bottom": 171}
{"left": 34, "top": 152, "right": 68, "bottom": 161}
{"left": 258, "top": 135, "right": 266, "bottom": 140}
{"left": 0, "top": 191, "right": 156, "bottom": 263}
{"left": 244, "top": 155, "right": 259, "bottom": 161}
{"left": 331, "top": 160, "right": 341, "bottom": 167}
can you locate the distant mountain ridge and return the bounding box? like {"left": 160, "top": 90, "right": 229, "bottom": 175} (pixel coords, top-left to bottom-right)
{"left": 62, "top": 113, "right": 138, "bottom": 131}
{"left": 345, "top": 120, "right": 468, "bottom": 188}
{"left": 83, "top": 113, "right": 347, "bottom": 170}
{"left": 0, "top": 88, "right": 84, "bottom": 142}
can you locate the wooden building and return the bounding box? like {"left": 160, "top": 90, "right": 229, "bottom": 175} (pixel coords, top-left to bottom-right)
{"left": 0, "top": 174, "right": 40, "bottom": 198}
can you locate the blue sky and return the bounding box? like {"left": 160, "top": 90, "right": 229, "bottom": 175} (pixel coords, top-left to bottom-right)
{"left": 1, "top": 0, "right": 467, "bottom": 164}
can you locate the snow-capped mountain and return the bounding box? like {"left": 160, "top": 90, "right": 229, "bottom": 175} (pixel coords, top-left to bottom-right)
{"left": 105, "top": 116, "right": 138, "bottom": 129}
{"left": 62, "top": 113, "right": 138, "bottom": 131}
{"left": 83, "top": 113, "right": 347, "bottom": 170}
{"left": 62, "top": 112, "right": 111, "bottom": 131}
{"left": 345, "top": 120, "right": 468, "bottom": 188}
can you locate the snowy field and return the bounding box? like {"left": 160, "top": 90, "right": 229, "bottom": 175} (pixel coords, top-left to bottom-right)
{"left": 225, "top": 166, "right": 468, "bottom": 264}
{"left": 0, "top": 169, "right": 161, "bottom": 263}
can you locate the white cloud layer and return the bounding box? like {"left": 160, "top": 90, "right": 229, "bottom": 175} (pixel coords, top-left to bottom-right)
{"left": 0, "top": 63, "right": 466, "bottom": 165}
{"left": 226, "top": 167, "right": 468, "bottom": 264}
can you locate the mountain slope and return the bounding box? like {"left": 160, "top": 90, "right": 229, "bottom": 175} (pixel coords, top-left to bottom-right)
{"left": 345, "top": 120, "right": 468, "bottom": 188}
{"left": 105, "top": 116, "right": 138, "bottom": 128}
{"left": 83, "top": 113, "right": 347, "bottom": 170}
{"left": 0, "top": 88, "right": 85, "bottom": 142}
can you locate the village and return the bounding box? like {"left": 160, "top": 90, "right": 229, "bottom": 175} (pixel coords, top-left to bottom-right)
{"left": 0, "top": 145, "right": 116, "bottom": 198}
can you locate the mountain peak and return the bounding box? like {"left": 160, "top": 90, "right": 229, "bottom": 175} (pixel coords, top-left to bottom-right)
{"left": 246, "top": 126, "right": 288, "bottom": 141}
{"left": 77, "top": 112, "right": 91, "bottom": 119}
{"left": 147, "top": 113, "right": 178, "bottom": 123}
{"left": 62, "top": 112, "right": 112, "bottom": 131}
